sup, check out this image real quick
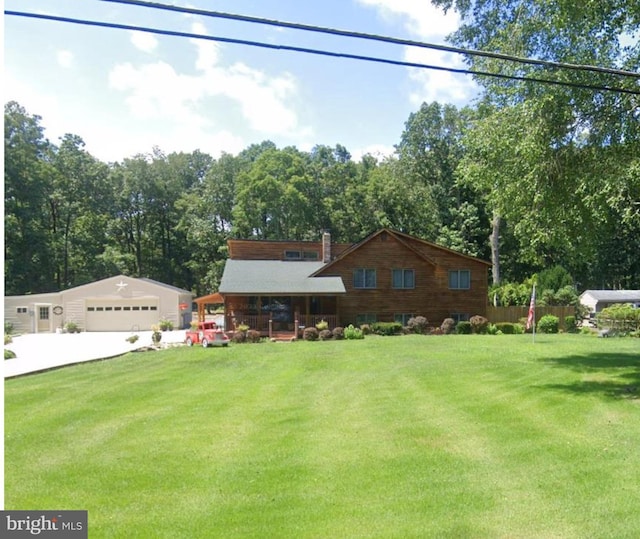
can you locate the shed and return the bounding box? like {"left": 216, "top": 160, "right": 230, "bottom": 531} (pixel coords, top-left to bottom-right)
{"left": 579, "top": 290, "right": 640, "bottom": 314}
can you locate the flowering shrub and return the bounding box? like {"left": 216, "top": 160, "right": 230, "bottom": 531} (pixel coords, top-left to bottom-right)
{"left": 303, "top": 327, "right": 319, "bottom": 341}
{"left": 345, "top": 324, "right": 364, "bottom": 340}
{"left": 440, "top": 318, "right": 456, "bottom": 335}
{"left": 332, "top": 327, "right": 345, "bottom": 340}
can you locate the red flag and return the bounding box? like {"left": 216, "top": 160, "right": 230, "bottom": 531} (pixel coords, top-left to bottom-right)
{"left": 526, "top": 284, "right": 536, "bottom": 330}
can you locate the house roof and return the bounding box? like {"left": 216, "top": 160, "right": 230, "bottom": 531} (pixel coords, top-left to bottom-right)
{"left": 580, "top": 290, "right": 640, "bottom": 302}
{"left": 219, "top": 260, "right": 346, "bottom": 295}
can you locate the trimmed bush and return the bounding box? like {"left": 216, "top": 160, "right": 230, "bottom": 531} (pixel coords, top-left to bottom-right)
{"left": 319, "top": 329, "right": 333, "bottom": 341}
{"left": 5, "top": 321, "right": 14, "bottom": 335}
{"left": 456, "top": 321, "right": 472, "bottom": 334}
{"left": 5, "top": 349, "right": 16, "bottom": 360}
{"left": 332, "top": 327, "right": 345, "bottom": 340}
{"left": 315, "top": 320, "right": 329, "bottom": 331}
{"left": 360, "top": 324, "right": 372, "bottom": 335}
{"left": 440, "top": 318, "right": 456, "bottom": 335}
{"left": 407, "top": 316, "right": 429, "bottom": 334}
{"left": 564, "top": 315, "right": 577, "bottom": 333}
{"left": 159, "top": 319, "right": 174, "bottom": 331}
{"left": 372, "top": 322, "right": 403, "bottom": 336}
{"left": 246, "top": 329, "right": 261, "bottom": 343}
{"left": 345, "top": 324, "right": 364, "bottom": 340}
{"left": 537, "top": 315, "right": 559, "bottom": 334}
{"left": 495, "top": 322, "right": 517, "bottom": 334}
{"left": 126, "top": 335, "right": 139, "bottom": 344}
{"left": 303, "top": 327, "right": 319, "bottom": 341}
{"left": 232, "top": 331, "right": 246, "bottom": 344}
{"left": 469, "top": 315, "right": 489, "bottom": 334}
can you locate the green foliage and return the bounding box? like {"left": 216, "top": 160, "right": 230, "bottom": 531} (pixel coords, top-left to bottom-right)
{"left": 495, "top": 322, "right": 517, "bottom": 335}
{"left": 456, "top": 321, "right": 472, "bottom": 334}
{"left": 344, "top": 324, "right": 364, "bottom": 340}
{"left": 126, "top": 335, "right": 139, "bottom": 344}
{"left": 159, "top": 319, "right": 174, "bottom": 331}
{"left": 537, "top": 315, "right": 560, "bottom": 334}
{"left": 372, "top": 322, "right": 403, "bottom": 336}
{"left": 564, "top": 316, "right": 578, "bottom": 333}
{"left": 486, "top": 323, "right": 500, "bottom": 335}
{"left": 5, "top": 349, "right": 16, "bottom": 360}
{"left": 5, "top": 321, "right": 14, "bottom": 335}
{"left": 64, "top": 321, "right": 81, "bottom": 334}
{"left": 597, "top": 304, "right": 640, "bottom": 335}
{"left": 469, "top": 315, "right": 489, "bottom": 334}
{"left": 407, "top": 316, "right": 429, "bottom": 334}
{"left": 315, "top": 320, "right": 329, "bottom": 331}
{"left": 5, "top": 334, "right": 14, "bottom": 345}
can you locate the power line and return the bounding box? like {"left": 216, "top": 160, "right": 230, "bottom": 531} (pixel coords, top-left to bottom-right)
{"left": 101, "top": 0, "right": 640, "bottom": 80}
{"left": 6, "top": 9, "right": 640, "bottom": 97}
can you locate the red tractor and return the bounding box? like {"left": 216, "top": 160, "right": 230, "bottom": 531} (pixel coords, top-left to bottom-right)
{"left": 185, "top": 321, "right": 230, "bottom": 348}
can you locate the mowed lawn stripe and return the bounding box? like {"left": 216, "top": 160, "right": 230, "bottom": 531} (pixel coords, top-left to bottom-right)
{"left": 5, "top": 335, "right": 640, "bottom": 538}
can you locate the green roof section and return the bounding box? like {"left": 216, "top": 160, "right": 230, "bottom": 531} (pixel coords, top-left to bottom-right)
{"left": 219, "top": 260, "right": 346, "bottom": 295}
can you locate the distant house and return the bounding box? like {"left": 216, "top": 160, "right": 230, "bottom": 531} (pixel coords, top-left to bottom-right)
{"left": 579, "top": 290, "right": 640, "bottom": 314}
{"left": 4, "top": 275, "right": 194, "bottom": 333}
{"left": 218, "top": 229, "right": 490, "bottom": 334}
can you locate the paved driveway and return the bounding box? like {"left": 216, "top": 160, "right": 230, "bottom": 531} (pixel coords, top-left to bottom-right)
{"left": 4, "top": 330, "right": 187, "bottom": 378}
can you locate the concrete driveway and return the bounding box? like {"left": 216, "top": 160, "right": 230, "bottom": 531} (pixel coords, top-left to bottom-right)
{"left": 4, "top": 330, "right": 187, "bottom": 378}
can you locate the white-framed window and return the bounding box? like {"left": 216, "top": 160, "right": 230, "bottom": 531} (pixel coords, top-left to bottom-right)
{"left": 356, "top": 313, "right": 377, "bottom": 325}
{"left": 16, "top": 307, "right": 28, "bottom": 314}
{"left": 394, "top": 313, "right": 414, "bottom": 325}
{"left": 449, "top": 270, "right": 471, "bottom": 289}
{"left": 392, "top": 269, "right": 415, "bottom": 289}
{"left": 353, "top": 268, "right": 377, "bottom": 289}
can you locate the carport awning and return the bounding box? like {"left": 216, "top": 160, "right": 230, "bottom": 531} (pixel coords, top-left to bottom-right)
{"left": 195, "top": 292, "right": 224, "bottom": 305}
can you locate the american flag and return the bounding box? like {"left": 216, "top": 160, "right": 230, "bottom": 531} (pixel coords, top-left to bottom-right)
{"left": 526, "top": 284, "right": 536, "bottom": 330}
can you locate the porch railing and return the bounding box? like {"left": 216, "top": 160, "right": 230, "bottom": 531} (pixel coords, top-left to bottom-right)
{"left": 226, "top": 314, "right": 338, "bottom": 334}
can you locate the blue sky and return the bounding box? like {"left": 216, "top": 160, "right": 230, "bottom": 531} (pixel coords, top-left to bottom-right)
{"left": 5, "top": 0, "right": 480, "bottom": 163}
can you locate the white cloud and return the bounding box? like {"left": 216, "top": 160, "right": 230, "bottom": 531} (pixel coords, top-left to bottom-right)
{"left": 130, "top": 31, "right": 158, "bottom": 53}
{"left": 351, "top": 143, "right": 396, "bottom": 162}
{"left": 357, "top": 0, "right": 480, "bottom": 106}
{"left": 56, "top": 50, "right": 74, "bottom": 69}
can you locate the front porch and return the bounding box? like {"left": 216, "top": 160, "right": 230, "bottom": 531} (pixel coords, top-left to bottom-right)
{"left": 224, "top": 295, "right": 340, "bottom": 337}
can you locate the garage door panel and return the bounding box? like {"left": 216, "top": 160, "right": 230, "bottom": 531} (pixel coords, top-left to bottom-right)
{"left": 86, "top": 299, "right": 159, "bottom": 331}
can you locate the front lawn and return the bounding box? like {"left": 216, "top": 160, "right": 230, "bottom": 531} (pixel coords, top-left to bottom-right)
{"left": 4, "top": 335, "right": 640, "bottom": 538}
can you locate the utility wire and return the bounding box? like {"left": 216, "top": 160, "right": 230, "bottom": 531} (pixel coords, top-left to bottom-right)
{"left": 6, "top": 10, "right": 640, "bottom": 96}
{"left": 102, "top": 0, "right": 640, "bottom": 80}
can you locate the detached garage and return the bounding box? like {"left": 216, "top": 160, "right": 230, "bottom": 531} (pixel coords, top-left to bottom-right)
{"left": 4, "top": 275, "right": 194, "bottom": 334}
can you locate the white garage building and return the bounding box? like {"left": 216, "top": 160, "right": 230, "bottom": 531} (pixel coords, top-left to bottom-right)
{"left": 4, "top": 275, "right": 194, "bottom": 333}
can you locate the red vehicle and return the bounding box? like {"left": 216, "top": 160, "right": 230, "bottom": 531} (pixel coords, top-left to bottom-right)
{"left": 185, "top": 321, "right": 230, "bottom": 348}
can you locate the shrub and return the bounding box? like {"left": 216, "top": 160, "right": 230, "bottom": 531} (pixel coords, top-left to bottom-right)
{"left": 372, "top": 322, "right": 403, "bottom": 336}
{"left": 236, "top": 324, "right": 250, "bottom": 333}
{"left": 246, "top": 329, "right": 261, "bottom": 343}
{"left": 126, "top": 334, "right": 139, "bottom": 344}
{"left": 469, "top": 315, "right": 489, "bottom": 334}
{"left": 319, "top": 329, "right": 333, "bottom": 341}
{"left": 5, "top": 349, "right": 16, "bottom": 360}
{"left": 303, "top": 327, "right": 319, "bottom": 341}
{"left": 537, "top": 315, "right": 559, "bottom": 334}
{"left": 597, "top": 303, "right": 640, "bottom": 333}
{"left": 65, "top": 321, "right": 81, "bottom": 333}
{"left": 407, "top": 316, "right": 429, "bottom": 334}
{"left": 5, "top": 333, "right": 13, "bottom": 345}
{"left": 315, "top": 320, "right": 329, "bottom": 331}
{"left": 456, "top": 321, "right": 472, "bottom": 334}
{"left": 332, "top": 327, "right": 345, "bottom": 340}
{"left": 440, "top": 318, "right": 456, "bottom": 335}
{"left": 564, "top": 315, "right": 578, "bottom": 333}
{"left": 495, "top": 322, "right": 516, "bottom": 334}
{"left": 159, "top": 319, "right": 174, "bottom": 331}
{"left": 345, "top": 324, "right": 364, "bottom": 340}
{"left": 232, "top": 331, "right": 246, "bottom": 344}
{"left": 487, "top": 323, "right": 500, "bottom": 335}
{"left": 5, "top": 321, "right": 14, "bottom": 335}
{"left": 429, "top": 327, "right": 443, "bottom": 335}
{"left": 360, "top": 324, "right": 372, "bottom": 335}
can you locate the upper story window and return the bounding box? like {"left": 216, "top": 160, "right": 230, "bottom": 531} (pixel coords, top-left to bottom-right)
{"left": 392, "top": 269, "right": 415, "bottom": 289}
{"left": 353, "top": 268, "right": 377, "bottom": 289}
{"left": 449, "top": 270, "right": 471, "bottom": 290}
{"left": 284, "top": 250, "right": 318, "bottom": 260}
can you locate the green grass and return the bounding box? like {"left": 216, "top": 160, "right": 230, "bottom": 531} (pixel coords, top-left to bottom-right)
{"left": 5, "top": 335, "right": 640, "bottom": 538}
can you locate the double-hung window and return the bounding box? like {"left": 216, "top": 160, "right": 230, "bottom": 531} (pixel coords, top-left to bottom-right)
{"left": 392, "top": 269, "right": 415, "bottom": 289}
{"left": 449, "top": 270, "right": 470, "bottom": 290}
{"left": 353, "top": 268, "right": 376, "bottom": 289}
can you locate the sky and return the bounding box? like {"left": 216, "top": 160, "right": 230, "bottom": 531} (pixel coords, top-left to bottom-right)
{"left": 4, "top": 0, "right": 481, "bottom": 163}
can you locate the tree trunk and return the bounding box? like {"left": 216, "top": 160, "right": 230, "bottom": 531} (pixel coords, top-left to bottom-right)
{"left": 490, "top": 211, "right": 501, "bottom": 285}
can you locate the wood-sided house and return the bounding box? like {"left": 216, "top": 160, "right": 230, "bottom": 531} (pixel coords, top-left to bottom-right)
{"left": 218, "top": 229, "right": 490, "bottom": 334}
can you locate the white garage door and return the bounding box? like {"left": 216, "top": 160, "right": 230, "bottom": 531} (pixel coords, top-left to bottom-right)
{"left": 85, "top": 298, "right": 160, "bottom": 331}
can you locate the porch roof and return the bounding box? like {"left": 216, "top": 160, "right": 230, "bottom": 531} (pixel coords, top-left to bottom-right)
{"left": 219, "top": 260, "right": 346, "bottom": 295}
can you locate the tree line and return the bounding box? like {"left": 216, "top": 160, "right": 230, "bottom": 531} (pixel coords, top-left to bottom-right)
{"left": 5, "top": 0, "right": 639, "bottom": 299}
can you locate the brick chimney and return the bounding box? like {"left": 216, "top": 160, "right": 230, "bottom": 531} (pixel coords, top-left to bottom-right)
{"left": 322, "top": 231, "right": 331, "bottom": 263}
